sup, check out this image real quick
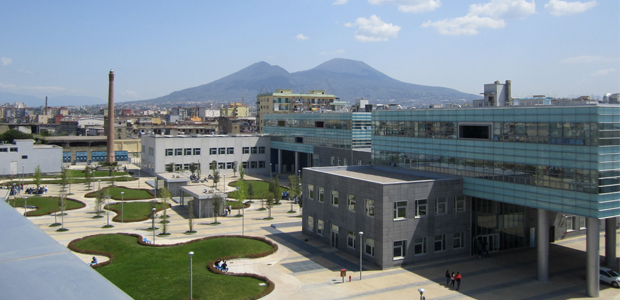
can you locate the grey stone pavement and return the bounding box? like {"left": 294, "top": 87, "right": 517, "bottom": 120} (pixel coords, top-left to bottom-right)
{"left": 5, "top": 164, "right": 620, "bottom": 300}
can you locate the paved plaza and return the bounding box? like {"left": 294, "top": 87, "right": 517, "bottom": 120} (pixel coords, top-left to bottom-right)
{"left": 6, "top": 165, "right": 620, "bottom": 300}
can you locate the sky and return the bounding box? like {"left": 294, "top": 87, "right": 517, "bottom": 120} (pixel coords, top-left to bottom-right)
{"left": 0, "top": 0, "right": 618, "bottom": 104}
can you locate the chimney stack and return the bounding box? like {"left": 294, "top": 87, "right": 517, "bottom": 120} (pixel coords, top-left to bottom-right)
{"left": 106, "top": 70, "right": 115, "bottom": 164}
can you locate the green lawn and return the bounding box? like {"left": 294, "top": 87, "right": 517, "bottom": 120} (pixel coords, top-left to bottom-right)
{"left": 85, "top": 187, "right": 154, "bottom": 200}
{"left": 69, "top": 169, "right": 128, "bottom": 178}
{"left": 10, "top": 196, "right": 85, "bottom": 216}
{"left": 69, "top": 234, "right": 274, "bottom": 300}
{"left": 227, "top": 180, "right": 289, "bottom": 199}
{"left": 105, "top": 202, "right": 169, "bottom": 222}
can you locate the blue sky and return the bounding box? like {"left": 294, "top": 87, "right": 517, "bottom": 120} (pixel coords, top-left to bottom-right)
{"left": 0, "top": 0, "right": 618, "bottom": 103}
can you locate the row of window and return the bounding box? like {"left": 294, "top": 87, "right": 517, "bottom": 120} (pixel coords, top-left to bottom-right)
{"left": 164, "top": 146, "right": 266, "bottom": 157}
{"left": 566, "top": 215, "right": 587, "bottom": 231}
{"left": 307, "top": 184, "right": 465, "bottom": 218}
{"left": 307, "top": 216, "right": 465, "bottom": 259}
{"left": 0, "top": 147, "right": 18, "bottom": 152}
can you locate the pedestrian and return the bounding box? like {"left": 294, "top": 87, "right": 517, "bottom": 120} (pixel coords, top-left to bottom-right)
{"left": 477, "top": 239, "right": 483, "bottom": 258}
{"left": 445, "top": 270, "right": 451, "bottom": 286}
{"left": 450, "top": 272, "right": 455, "bottom": 288}
{"left": 455, "top": 272, "right": 462, "bottom": 290}
{"left": 228, "top": 205, "right": 232, "bottom": 215}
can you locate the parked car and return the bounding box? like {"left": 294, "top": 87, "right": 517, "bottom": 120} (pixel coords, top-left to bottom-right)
{"left": 600, "top": 267, "right": 620, "bottom": 288}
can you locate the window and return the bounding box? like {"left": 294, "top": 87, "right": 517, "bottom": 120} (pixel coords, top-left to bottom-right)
{"left": 226, "top": 162, "right": 233, "bottom": 169}
{"left": 183, "top": 164, "right": 190, "bottom": 170}
{"left": 454, "top": 232, "right": 464, "bottom": 249}
{"left": 365, "top": 199, "right": 375, "bottom": 217}
{"left": 308, "top": 184, "right": 314, "bottom": 200}
{"left": 331, "top": 157, "right": 335, "bottom": 165}
{"left": 414, "top": 238, "right": 426, "bottom": 255}
{"left": 393, "top": 240, "right": 407, "bottom": 260}
{"left": 210, "top": 148, "right": 217, "bottom": 155}
{"left": 436, "top": 198, "right": 447, "bottom": 215}
{"left": 347, "top": 195, "right": 356, "bottom": 212}
{"left": 331, "top": 191, "right": 339, "bottom": 206}
{"left": 10, "top": 147, "right": 17, "bottom": 152}
{"left": 454, "top": 196, "right": 465, "bottom": 212}
{"left": 566, "top": 216, "right": 575, "bottom": 231}
{"left": 318, "top": 187, "right": 324, "bottom": 202}
{"left": 218, "top": 147, "right": 225, "bottom": 155}
{"left": 250, "top": 161, "right": 257, "bottom": 168}
{"left": 251, "top": 147, "right": 258, "bottom": 154}
{"left": 182, "top": 148, "right": 190, "bottom": 155}
{"left": 259, "top": 146, "right": 265, "bottom": 153}
{"left": 434, "top": 235, "right": 446, "bottom": 252}
{"left": 242, "top": 147, "right": 250, "bottom": 154}
{"left": 218, "top": 162, "right": 225, "bottom": 169}
{"left": 317, "top": 219, "right": 324, "bottom": 236}
{"left": 175, "top": 148, "right": 183, "bottom": 156}
{"left": 149, "top": 147, "right": 154, "bottom": 156}
{"left": 459, "top": 124, "right": 490, "bottom": 140}
{"left": 258, "top": 161, "right": 265, "bottom": 168}
{"left": 21, "top": 155, "right": 28, "bottom": 159}
{"left": 193, "top": 148, "right": 201, "bottom": 155}
{"left": 415, "top": 199, "right": 427, "bottom": 217}
{"left": 365, "top": 238, "right": 374, "bottom": 256}
{"left": 141, "top": 145, "right": 145, "bottom": 153}
{"left": 307, "top": 216, "right": 314, "bottom": 232}
{"left": 315, "top": 121, "right": 324, "bottom": 128}
{"left": 165, "top": 149, "right": 173, "bottom": 156}
{"left": 347, "top": 231, "right": 356, "bottom": 249}
{"left": 227, "top": 147, "right": 234, "bottom": 154}
{"left": 394, "top": 201, "right": 407, "bottom": 220}
{"left": 579, "top": 216, "right": 586, "bottom": 230}
{"left": 242, "top": 162, "right": 248, "bottom": 169}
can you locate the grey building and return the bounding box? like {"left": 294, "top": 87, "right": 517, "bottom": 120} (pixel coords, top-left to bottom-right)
{"left": 0, "top": 139, "right": 62, "bottom": 176}
{"left": 302, "top": 165, "right": 467, "bottom": 269}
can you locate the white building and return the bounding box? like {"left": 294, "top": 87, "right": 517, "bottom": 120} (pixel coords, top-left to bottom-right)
{"left": 140, "top": 134, "right": 270, "bottom": 176}
{"left": 0, "top": 139, "right": 62, "bottom": 175}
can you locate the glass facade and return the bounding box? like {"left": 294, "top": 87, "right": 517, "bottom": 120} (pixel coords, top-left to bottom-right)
{"left": 372, "top": 106, "right": 620, "bottom": 219}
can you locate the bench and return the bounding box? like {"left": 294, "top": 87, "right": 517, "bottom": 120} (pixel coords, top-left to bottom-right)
{"left": 143, "top": 237, "right": 152, "bottom": 244}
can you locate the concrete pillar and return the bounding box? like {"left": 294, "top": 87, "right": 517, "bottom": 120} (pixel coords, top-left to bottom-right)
{"left": 605, "top": 217, "right": 617, "bottom": 266}
{"left": 536, "top": 208, "right": 549, "bottom": 281}
{"left": 586, "top": 217, "right": 599, "bottom": 297}
{"left": 277, "top": 149, "right": 282, "bottom": 175}
{"left": 295, "top": 151, "right": 299, "bottom": 176}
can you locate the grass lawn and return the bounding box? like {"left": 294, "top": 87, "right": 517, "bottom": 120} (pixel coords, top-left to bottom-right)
{"left": 70, "top": 234, "right": 274, "bottom": 300}
{"left": 10, "top": 196, "right": 85, "bottom": 216}
{"left": 227, "top": 180, "right": 289, "bottom": 199}
{"left": 85, "top": 186, "right": 153, "bottom": 200}
{"left": 105, "top": 202, "right": 169, "bottom": 222}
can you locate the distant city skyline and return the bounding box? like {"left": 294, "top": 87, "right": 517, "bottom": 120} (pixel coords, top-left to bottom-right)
{"left": 0, "top": 0, "right": 617, "bottom": 103}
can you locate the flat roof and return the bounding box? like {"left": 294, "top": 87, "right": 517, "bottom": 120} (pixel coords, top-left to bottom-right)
{"left": 306, "top": 165, "right": 460, "bottom": 184}
{"left": 157, "top": 172, "right": 190, "bottom": 183}
{"left": 181, "top": 185, "right": 228, "bottom": 200}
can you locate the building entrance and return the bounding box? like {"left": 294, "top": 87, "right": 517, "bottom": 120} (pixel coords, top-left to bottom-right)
{"left": 472, "top": 197, "right": 526, "bottom": 255}
{"left": 475, "top": 234, "right": 500, "bottom": 255}
{"left": 331, "top": 225, "right": 339, "bottom": 248}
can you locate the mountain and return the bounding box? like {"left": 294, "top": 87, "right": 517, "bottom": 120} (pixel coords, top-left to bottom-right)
{"left": 133, "top": 58, "right": 479, "bottom": 106}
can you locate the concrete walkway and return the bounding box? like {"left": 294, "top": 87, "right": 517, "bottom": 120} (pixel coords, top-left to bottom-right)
{"left": 4, "top": 169, "right": 619, "bottom": 300}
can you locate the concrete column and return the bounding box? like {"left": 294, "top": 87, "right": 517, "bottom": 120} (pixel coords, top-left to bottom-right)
{"left": 277, "top": 149, "right": 282, "bottom": 175}
{"left": 586, "top": 217, "right": 599, "bottom": 297}
{"left": 536, "top": 208, "right": 549, "bottom": 281}
{"left": 605, "top": 217, "right": 617, "bottom": 266}
{"left": 295, "top": 151, "right": 299, "bottom": 176}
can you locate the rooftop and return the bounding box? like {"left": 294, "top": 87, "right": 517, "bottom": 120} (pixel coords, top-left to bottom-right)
{"left": 307, "top": 165, "right": 460, "bottom": 184}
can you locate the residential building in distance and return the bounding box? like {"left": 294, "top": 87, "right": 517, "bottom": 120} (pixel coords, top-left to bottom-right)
{"left": 256, "top": 89, "right": 346, "bottom": 133}
{"left": 220, "top": 102, "right": 249, "bottom": 117}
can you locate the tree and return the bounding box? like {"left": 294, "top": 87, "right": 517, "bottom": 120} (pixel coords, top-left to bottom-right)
{"left": 187, "top": 200, "right": 195, "bottom": 232}
{"left": 234, "top": 183, "right": 246, "bottom": 216}
{"left": 247, "top": 182, "right": 255, "bottom": 203}
{"left": 288, "top": 174, "right": 302, "bottom": 213}
{"left": 210, "top": 160, "right": 217, "bottom": 175}
{"left": 196, "top": 164, "right": 201, "bottom": 181}
{"left": 165, "top": 163, "right": 174, "bottom": 173}
{"left": 238, "top": 162, "right": 245, "bottom": 180}
{"left": 32, "top": 165, "right": 42, "bottom": 189}
{"left": 270, "top": 176, "right": 282, "bottom": 204}
{"left": 212, "top": 194, "right": 223, "bottom": 224}
{"left": 0, "top": 129, "right": 33, "bottom": 143}
{"left": 212, "top": 170, "right": 220, "bottom": 188}
{"left": 232, "top": 161, "right": 238, "bottom": 177}
{"left": 66, "top": 168, "right": 74, "bottom": 195}
{"left": 94, "top": 188, "right": 104, "bottom": 217}
{"left": 60, "top": 167, "right": 69, "bottom": 192}
{"left": 108, "top": 166, "right": 115, "bottom": 187}
{"left": 189, "top": 163, "right": 198, "bottom": 176}
{"left": 59, "top": 193, "right": 67, "bottom": 230}
{"left": 85, "top": 167, "right": 93, "bottom": 190}
{"left": 265, "top": 192, "right": 274, "bottom": 219}
{"left": 159, "top": 187, "right": 171, "bottom": 235}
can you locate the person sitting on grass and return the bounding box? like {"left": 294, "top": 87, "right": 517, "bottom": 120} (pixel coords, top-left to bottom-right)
{"left": 221, "top": 261, "right": 228, "bottom": 272}
{"left": 89, "top": 257, "right": 98, "bottom": 266}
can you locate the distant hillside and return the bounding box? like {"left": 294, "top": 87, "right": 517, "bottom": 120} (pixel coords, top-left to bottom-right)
{"left": 131, "top": 58, "right": 479, "bottom": 106}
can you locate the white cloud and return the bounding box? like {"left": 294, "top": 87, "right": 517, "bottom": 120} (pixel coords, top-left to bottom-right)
{"left": 17, "top": 69, "right": 34, "bottom": 75}
{"left": 422, "top": 0, "right": 535, "bottom": 35}
{"left": 1, "top": 57, "right": 12, "bottom": 66}
{"left": 560, "top": 55, "right": 618, "bottom": 64}
{"left": 345, "top": 15, "right": 401, "bottom": 42}
{"left": 369, "top": 0, "right": 441, "bottom": 13}
{"left": 592, "top": 68, "right": 616, "bottom": 77}
{"left": 545, "top": 0, "right": 596, "bottom": 16}
{"left": 296, "top": 34, "right": 309, "bottom": 40}
{"left": 333, "top": 0, "right": 348, "bottom": 5}
{"left": 319, "top": 49, "right": 346, "bottom": 55}
{"left": 422, "top": 15, "right": 505, "bottom": 35}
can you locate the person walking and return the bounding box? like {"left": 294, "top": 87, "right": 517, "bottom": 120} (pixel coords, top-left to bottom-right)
{"left": 445, "top": 270, "right": 451, "bottom": 286}
{"left": 450, "top": 272, "right": 456, "bottom": 288}
{"left": 455, "top": 272, "right": 462, "bottom": 290}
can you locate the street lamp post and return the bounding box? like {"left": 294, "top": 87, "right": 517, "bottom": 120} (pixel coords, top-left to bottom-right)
{"left": 359, "top": 231, "right": 364, "bottom": 280}
{"left": 242, "top": 205, "right": 245, "bottom": 235}
{"left": 138, "top": 169, "right": 141, "bottom": 189}
{"left": 105, "top": 196, "right": 111, "bottom": 227}
{"left": 418, "top": 288, "right": 425, "bottom": 300}
{"left": 23, "top": 197, "right": 27, "bottom": 216}
{"left": 188, "top": 251, "right": 194, "bottom": 299}
{"left": 121, "top": 192, "right": 124, "bottom": 223}
{"left": 152, "top": 207, "right": 156, "bottom": 244}
{"left": 270, "top": 163, "right": 272, "bottom": 178}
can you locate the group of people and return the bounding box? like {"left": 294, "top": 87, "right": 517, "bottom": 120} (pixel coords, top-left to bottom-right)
{"left": 25, "top": 186, "right": 47, "bottom": 195}
{"left": 3, "top": 183, "right": 48, "bottom": 196}
{"left": 445, "top": 270, "right": 462, "bottom": 290}
{"left": 214, "top": 258, "right": 228, "bottom": 272}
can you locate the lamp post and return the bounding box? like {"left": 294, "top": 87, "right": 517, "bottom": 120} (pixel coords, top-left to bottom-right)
{"left": 270, "top": 163, "right": 272, "bottom": 178}
{"left": 223, "top": 175, "right": 225, "bottom": 190}
{"left": 188, "top": 251, "right": 194, "bottom": 299}
{"left": 359, "top": 231, "right": 364, "bottom": 280}
{"left": 242, "top": 205, "right": 245, "bottom": 235}
{"left": 23, "top": 197, "right": 27, "bottom": 216}
{"left": 152, "top": 207, "right": 156, "bottom": 244}
{"left": 98, "top": 180, "right": 101, "bottom": 192}
{"left": 138, "top": 169, "right": 141, "bottom": 189}
{"left": 21, "top": 165, "right": 24, "bottom": 187}
{"left": 105, "top": 196, "right": 111, "bottom": 227}
{"left": 121, "top": 192, "right": 124, "bottom": 223}
{"left": 418, "top": 288, "right": 425, "bottom": 300}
